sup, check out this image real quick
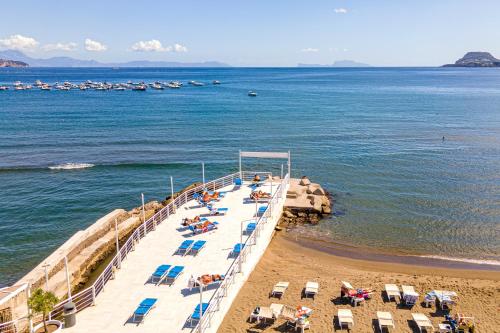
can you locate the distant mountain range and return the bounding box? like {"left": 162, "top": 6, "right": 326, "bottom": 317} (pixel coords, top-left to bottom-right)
{"left": 0, "top": 50, "right": 230, "bottom": 68}
{"left": 443, "top": 52, "right": 500, "bottom": 67}
{"left": 297, "top": 60, "right": 371, "bottom": 68}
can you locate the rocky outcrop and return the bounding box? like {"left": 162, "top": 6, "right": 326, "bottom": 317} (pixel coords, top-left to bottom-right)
{"left": 0, "top": 59, "right": 28, "bottom": 67}
{"left": 443, "top": 52, "right": 500, "bottom": 67}
{"left": 279, "top": 177, "right": 332, "bottom": 226}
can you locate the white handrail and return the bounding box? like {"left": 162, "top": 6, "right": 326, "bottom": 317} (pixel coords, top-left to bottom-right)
{"left": 196, "top": 173, "right": 289, "bottom": 332}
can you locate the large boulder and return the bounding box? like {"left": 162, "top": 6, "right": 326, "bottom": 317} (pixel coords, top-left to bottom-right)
{"left": 299, "top": 176, "right": 311, "bottom": 186}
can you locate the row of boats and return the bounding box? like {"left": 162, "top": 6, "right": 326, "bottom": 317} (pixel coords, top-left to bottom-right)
{"left": 0, "top": 79, "right": 222, "bottom": 91}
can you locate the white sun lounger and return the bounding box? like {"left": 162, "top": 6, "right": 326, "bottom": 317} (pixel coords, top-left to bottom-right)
{"left": 270, "top": 281, "right": 289, "bottom": 298}
{"left": 304, "top": 281, "right": 319, "bottom": 298}
{"left": 337, "top": 309, "right": 354, "bottom": 330}
{"left": 385, "top": 284, "right": 400, "bottom": 302}
{"left": 412, "top": 313, "right": 434, "bottom": 333}
{"left": 377, "top": 311, "right": 395, "bottom": 332}
{"left": 402, "top": 285, "right": 419, "bottom": 306}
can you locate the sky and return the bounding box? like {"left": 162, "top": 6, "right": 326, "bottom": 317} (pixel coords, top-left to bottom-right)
{"left": 0, "top": 0, "right": 499, "bottom": 66}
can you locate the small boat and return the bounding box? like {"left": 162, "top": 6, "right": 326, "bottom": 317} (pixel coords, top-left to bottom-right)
{"left": 41, "top": 85, "right": 51, "bottom": 91}
{"left": 132, "top": 85, "right": 147, "bottom": 91}
{"left": 189, "top": 81, "right": 204, "bottom": 86}
{"left": 248, "top": 91, "right": 257, "bottom": 97}
{"left": 213, "top": 80, "right": 221, "bottom": 85}
{"left": 167, "top": 83, "right": 181, "bottom": 89}
{"left": 14, "top": 86, "right": 25, "bottom": 91}
{"left": 0, "top": 86, "right": 9, "bottom": 90}
{"left": 13, "top": 81, "right": 22, "bottom": 87}
{"left": 114, "top": 87, "right": 126, "bottom": 91}
{"left": 151, "top": 84, "right": 164, "bottom": 90}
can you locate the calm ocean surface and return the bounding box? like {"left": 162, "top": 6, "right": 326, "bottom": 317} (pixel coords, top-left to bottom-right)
{"left": 1, "top": 67, "right": 499, "bottom": 285}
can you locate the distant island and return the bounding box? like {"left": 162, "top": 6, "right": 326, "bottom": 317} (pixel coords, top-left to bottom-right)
{"left": 0, "top": 58, "right": 28, "bottom": 68}
{"left": 443, "top": 52, "right": 500, "bottom": 67}
{"left": 298, "top": 60, "right": 371, "bottom": 68}
{"left": 0, "top": 50, "right": 230, "bottom": 68}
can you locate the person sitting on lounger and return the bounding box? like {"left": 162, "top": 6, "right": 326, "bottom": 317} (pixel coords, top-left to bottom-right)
{"left": 253, "top": 174, "right": 261, "bottom": 182}
{"left": 182, "top": 216, "right": 201, "bottom": 226}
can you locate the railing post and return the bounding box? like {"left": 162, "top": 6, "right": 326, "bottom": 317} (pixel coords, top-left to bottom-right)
{"left": 92, "top": 285, "right": 96, "bottom": 305}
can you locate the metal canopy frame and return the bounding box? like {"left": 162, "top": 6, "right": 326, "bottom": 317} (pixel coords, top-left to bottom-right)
{"left": 238, "top": 150, "right": 291, "bottom": 179}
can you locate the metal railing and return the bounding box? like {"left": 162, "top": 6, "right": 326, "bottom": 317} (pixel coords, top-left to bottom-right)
{"left": 0, "top": 317, "right": 28, "bottom": 333}
{"left": 196, "top": 172, "right": 289, "bottom": 332}
{"left": 48, "top": 172, "right": 241, "bottom": 319}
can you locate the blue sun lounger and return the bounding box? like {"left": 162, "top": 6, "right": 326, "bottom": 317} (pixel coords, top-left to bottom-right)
{"left": 189, "top": 302, "right": 209, "bottom": 326}
{"left": 132, "top": 298, "right": 157, "bottom": 324}
{"left": 232, "top": 243, "right": 245, "bottom": 256}
{"left": 176, "top": 240, "right": 194, "bottom": 255}
{"left": 189, "top": 240, "right": 207, "bottom": 255}
{"left": 257, "top": 205, "right": 267, "bottom": 216}
{"left": 246, "top": 222, "right": 257, "bottom": 234}
{"left": 233, "top": 178, "right": 242, "bottom": 190}
{"left": 151, "top": 264, "right": 171, "bottom": 284}
{"left": 165, "top": 266, "right": 184, "bottom": 285}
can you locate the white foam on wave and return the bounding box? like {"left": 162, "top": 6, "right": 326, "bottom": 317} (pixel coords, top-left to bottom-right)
{"left": 420, "top": 255, "right": 500, "bottom": 266}
{"left": 48, "top": 163, "right": 95, "bottom": 170}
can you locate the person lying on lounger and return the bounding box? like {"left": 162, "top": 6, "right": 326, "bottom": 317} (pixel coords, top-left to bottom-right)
{"left": 250, "top": 190, "right": 271, "bottom": 200}
{"left": 182, "top": 215, "right": 201, "bottom": 226}
{"left": 188, "top": 274, "right": 225, "bottom": 290}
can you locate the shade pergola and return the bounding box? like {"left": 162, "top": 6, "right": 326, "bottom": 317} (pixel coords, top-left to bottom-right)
{"left": 238, "top": 150, "right": 291, "bottom": 179}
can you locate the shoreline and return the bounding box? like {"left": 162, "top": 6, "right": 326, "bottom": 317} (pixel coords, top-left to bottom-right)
{"left": 218, "top": 233, "right": 500, "bottom": 332}
{"left": 283, "top": 232, "right": 500, "bottom": 275}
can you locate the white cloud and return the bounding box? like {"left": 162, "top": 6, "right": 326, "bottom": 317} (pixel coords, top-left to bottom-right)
{"left": 85, "top": 38, "right": 107, "bottom": 52}
{"left": 131, "top": 39, "right": 170, "bottom": 52}
{"left": 301, "top": 48, "right": 319, "bottom": 53}
{"left": 334, "top": 8, "right": 348, "bottom": 14}
{"left": 131, "top": 40, "right": 188, "bottom": 53}
{"left": 0, "top": 34, "right": 39, "bottom": 50}
{"left": 42, "top": 42, "right": 77, "bottom": 51}
{"left": 173, "top": 43, "right": 188, "bottom": 52}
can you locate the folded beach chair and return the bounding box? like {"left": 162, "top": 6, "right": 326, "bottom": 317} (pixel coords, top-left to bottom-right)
{"left": 270, "top": 281, "right": 289, "bottom": 299}
{"left": 401, "top": 285, "right": 419, "bottom": 306}
{"left": 337, "top": 309, "right": 354, "bottom": 331}
{"left": 150, "top": 264, "right": 171, "bottom": 284}
{"left": 189, "top": 240, "right": 207, "bottom": 255}
{"left": 165, "top": 266, "right": 184, "bottom": 285}
{"left": 233, "top": 178, "right": 242, "bottom": 191}
{"left": 132, "top": 298, "right": 157, "bottom": 324}
{"left": 412, "top": 313, "right": 434, "bottom": 333}
{"left": 176, "top": 240, "right": 194, "bottom": 255}
{"left": 304, "top": 281, "right": 319, "bottom": 298}
{"left": 385, "top": 284, "right": 400, "bottom": 302}
{"left": 377, "top": 311, "right": 395, "bottom": 332}
{"left": 207, "top": 205, "right": 228, "bottom": 216}
{"left": 189, "top": 302, "right": 209, "bottom": 326}
{"left": 245, "top": 222, "right": 257, "bottom": 234}
{"left": 232, "top": 243, "right": 245, "bottom": 256}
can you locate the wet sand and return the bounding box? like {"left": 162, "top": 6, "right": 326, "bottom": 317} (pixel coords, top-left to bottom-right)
{"left": 218, "top": 234, "right": 500, "bottom": 333}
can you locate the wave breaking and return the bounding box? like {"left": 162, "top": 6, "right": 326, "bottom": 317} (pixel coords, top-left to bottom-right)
{"left": 48, "top": 163, "right": 95, "bottom": 170}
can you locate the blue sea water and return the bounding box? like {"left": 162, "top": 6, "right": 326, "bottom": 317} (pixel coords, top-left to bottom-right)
{"left": 0, "top": 67, "right": 499, "bottom": 285}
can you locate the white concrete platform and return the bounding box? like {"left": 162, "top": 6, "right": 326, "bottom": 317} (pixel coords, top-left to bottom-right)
{"left": 64, "top": 181, "right": 279, "bottom": 333}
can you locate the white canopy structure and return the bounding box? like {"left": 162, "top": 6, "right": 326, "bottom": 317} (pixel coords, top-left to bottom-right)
{"left": 238, "top": 150, "right": 291, "bottom": 179}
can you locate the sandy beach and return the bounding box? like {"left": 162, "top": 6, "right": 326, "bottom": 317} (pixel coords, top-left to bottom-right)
{"left": 218, "top": 233, "right": 500, "bottom": 333}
